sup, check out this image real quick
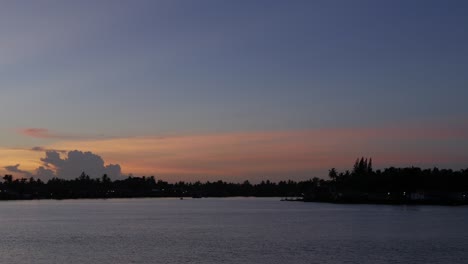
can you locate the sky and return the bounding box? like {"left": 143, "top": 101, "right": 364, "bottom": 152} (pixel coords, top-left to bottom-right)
{"left": 1, "top": 0, "right": 468, "bottom": 182}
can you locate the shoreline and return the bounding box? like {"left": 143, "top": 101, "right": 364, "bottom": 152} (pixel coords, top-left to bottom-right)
{"left": 0, "top": 195, "right": 466, "bottom": 206}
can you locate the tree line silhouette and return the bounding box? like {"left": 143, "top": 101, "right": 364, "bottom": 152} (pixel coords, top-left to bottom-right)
{"left": 1, "top": 158, "right": 468, "bottom": 204}
{"left": 317, "top": 157, "right": 468, "bottom": 204}
{"left": 0, "top": 172, "right": 314, "bottom": 200}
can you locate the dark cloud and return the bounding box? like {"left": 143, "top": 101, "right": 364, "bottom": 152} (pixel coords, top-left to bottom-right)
{"left": 4, "top": 150, "right": 122, "bottom": 180}
{"left": 35, "top": 166, "right": 55, "bottom": 179}
{"left": 31, "top": 146, "right": 67, "bottom": 153}
{"left": 4, "top": 164, "right": 32, "bottom": 177}
{"left": 31, "top": 146, "right": 44, "bottom": 151}
{"left": 40, "top": 150, "right": 122, "bottom": 179}
{"left": 41, "top": 151, "right": 65, "bottom": 168}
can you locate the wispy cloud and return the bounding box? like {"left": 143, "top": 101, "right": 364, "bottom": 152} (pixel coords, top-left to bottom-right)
{"left": 4, "top": 164, "right": 32, "bottom": 177}
{"left": 45, "top": 122, "right": 468, "bottom": 181}
{"left": 19, "top": 128, "right": 80, "bottom": 139}
{"left": 18, "top": 128, "right": 110, "bottom": 141}
{"left": 30, "top": 146, "right": 67, "bottom": 153}
{"left": 4, "top": 122, "right": 468, "bottom": 182}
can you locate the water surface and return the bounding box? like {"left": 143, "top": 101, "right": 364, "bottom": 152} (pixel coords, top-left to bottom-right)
{"left": 0, "top": 198, "right": 467, "bottom": 264}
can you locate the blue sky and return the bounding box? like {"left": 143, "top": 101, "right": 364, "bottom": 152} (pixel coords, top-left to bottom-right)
{"left": 1, "top": 0, "right": 468, "bottom": 181}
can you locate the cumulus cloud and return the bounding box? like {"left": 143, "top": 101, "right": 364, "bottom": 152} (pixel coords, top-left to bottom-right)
{"left": 3, "top": 150, "right": 122, "bottom": 180}
{"left": 35, "top": 166, "right": 56, "bottom": 179}
{"left": 39, "top": 150, "right": 122, "bottom": 179}
{"left": 4, "top": 164, "right": 33, "bottom": 177}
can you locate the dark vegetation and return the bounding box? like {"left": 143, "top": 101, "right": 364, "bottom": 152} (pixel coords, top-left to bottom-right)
{"left": 0, "top": 172, "right": 314, "bottom": 200}
{"left": 309, "top": 158, "right": 468, "bottom": 205}
{"left": 1, "top": 158, "right": 468, "bottom": 204}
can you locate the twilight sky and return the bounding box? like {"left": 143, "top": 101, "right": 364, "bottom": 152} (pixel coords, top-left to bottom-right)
{"left": 1, "top": 0, "right": 468, "bottom": 182}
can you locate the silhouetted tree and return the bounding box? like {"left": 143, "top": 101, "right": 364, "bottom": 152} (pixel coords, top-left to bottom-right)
{"left": 328, "top": 168, "right": 338, "bottom": 181}
{"left": 3, "top": 175, "right": 13, "bottom": 184}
